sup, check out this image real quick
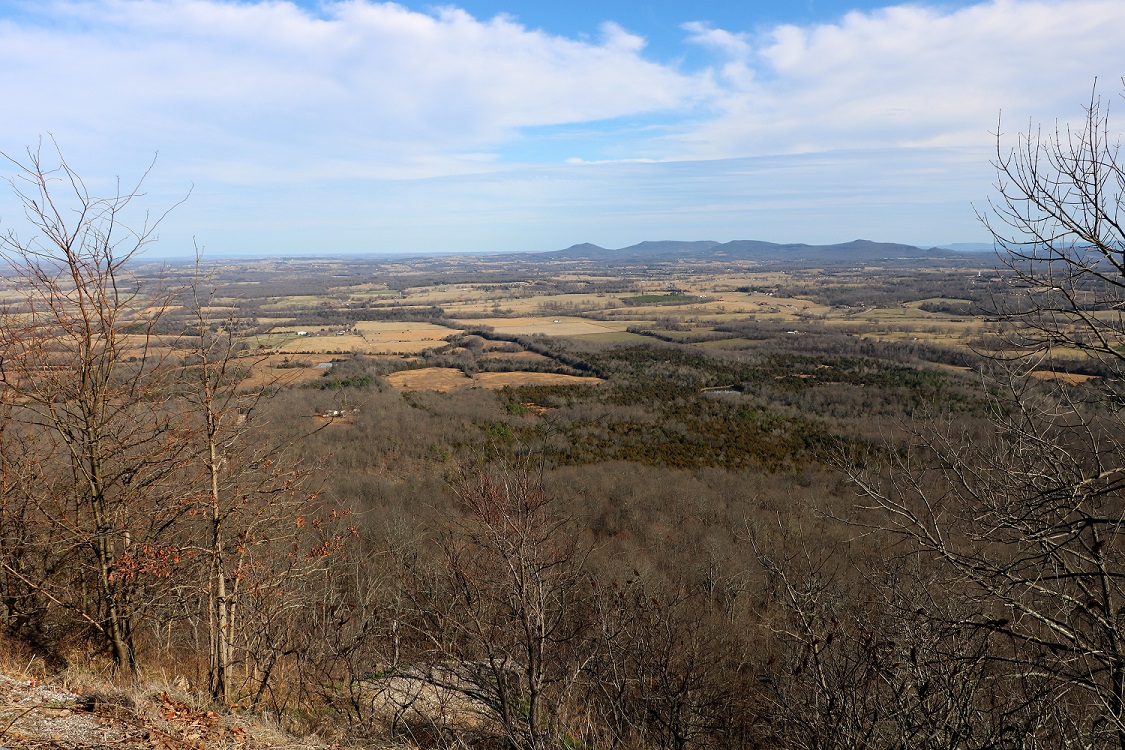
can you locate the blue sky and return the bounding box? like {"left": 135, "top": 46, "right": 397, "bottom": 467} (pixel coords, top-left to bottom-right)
{"left": 284, "top": 1, "right": 937, "bottom": 60}
{"left": 0, "top": 0, "right": 1121, "bottom": 257}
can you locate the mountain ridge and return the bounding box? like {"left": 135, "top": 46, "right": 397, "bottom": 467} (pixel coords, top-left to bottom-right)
{"left": 544, "top": 238, "right": 964, "bottom": 263}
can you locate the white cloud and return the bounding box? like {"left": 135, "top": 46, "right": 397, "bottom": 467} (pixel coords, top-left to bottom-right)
{"left": 683, "top": 22, "right": 754, "bottom": 90}
{"left": 0, "top": 0, "right": 706, "bottom": 181}
{"left": 682, "top": 21, "right": 750, "bottom": 60}
{"left": 672, "top": 0, "right": 1125, "bottom": 159}
{"left": 1, "top": 0, "right": 1124, "bottom": 254}
{"left": 6, "top": 0, "right": 1122, "bottom": 175}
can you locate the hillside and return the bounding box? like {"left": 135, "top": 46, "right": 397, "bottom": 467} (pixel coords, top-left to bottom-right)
{"left": 543, "top": 238, "right": 962, "bottom": 263}
{"left": 0, "top": 668, "right": 328, "bottom": 749}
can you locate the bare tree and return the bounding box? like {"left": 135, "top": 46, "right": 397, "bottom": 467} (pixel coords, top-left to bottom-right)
{"left": 0, "top": 144, "right": 192, "bottom": 672}
{"left": 0, "top": 395, "right": 62, "bottom": 661}
{"left": 177, "top": 264, "right": 259, "bottom": 704}
{"left": 849, "top": 84, "right": 1125, "bottom": 747}
{"left": 404, "top": 456, "right": 593, "bottom": 749}
{"left": 585, "top": 574, "right": 758, "bottom": 749}
{"left": 983, "top": 83, "right": 1125, "bottom": 373}
{"left": 175, "top": 260, "right": 352, "bottom": 706}
{"left": 754, "top": 541, "right": 1058, "bottom": 749}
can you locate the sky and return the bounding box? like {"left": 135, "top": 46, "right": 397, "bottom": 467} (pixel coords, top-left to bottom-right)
{"left": 0, "top": 0, "right": 1122, "bottom": 257}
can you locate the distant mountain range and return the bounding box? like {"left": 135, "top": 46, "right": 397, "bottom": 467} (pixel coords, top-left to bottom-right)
{"left": 542, "top": 239, "right": 980, "bottom": 263}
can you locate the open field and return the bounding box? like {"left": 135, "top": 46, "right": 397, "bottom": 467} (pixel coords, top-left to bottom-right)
{"left": 1030, "top": 370, "right": 1100, "bottom": 384}
{"left": 275, "top": 321, "right": 460, "bottom": 355}
{"left": 259, "top": 294, "right": 341, "bottom": 310}
{"left": 384, "top": 367, "right": 604, "bottom": 392}
{"left": 384, "top": 367, "right": 473, "bottom": 391}
{"left": 108, "top": 253, "right": 1018, "bottom": 400}
{"left": 447, "top": 291, "right": 613, "bottom": 316}
{"left": 571, "top": 331, "right": 652, "bottom": 344}
{"left": 455, "top": 316, "right": 626, "bottom": 336}
{"left": 352, "top": 321, "right": 459, "bottom": 337}
{"left": 279, "top": 334, "right": 369, "bottom": 353}
{"left": 56, "top": 256, "right": 1024, "bottom": 402}
{"left": 471, "top": 372, "right": 604, "bottom": 388}
{"left": 480, "top": 350, "right": 554, "bottom": 363}
{"left": 239, "top": 354, "right": 332, "bottom": 389}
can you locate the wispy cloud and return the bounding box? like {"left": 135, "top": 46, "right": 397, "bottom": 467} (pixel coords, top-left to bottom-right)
{"left": 1, "top": 0, "right": 706, "bottom": 181}
{"left": 0, "top": 0, "right": 1122, "bottom": 254}
{"left": 672, "top": 0, "right": 1125, "bottom": 159}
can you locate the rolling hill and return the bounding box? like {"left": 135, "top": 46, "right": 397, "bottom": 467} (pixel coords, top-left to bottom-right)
{"left": 542, "top": 238, "right": 965, "bottom": 263}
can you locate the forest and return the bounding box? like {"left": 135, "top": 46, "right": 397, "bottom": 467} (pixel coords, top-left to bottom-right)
{"left": 2, "top": 99, "right": 1125, "bottom": 750}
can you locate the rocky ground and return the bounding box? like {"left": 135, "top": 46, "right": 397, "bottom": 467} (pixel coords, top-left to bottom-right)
{"left": 0, "top": 672, "right": 334, "bottom": 750}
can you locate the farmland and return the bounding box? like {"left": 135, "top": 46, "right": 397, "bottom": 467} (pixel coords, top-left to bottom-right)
{"left": 383, "top": 366, "right": 604, "bottom": 392}
{"left": 169, "top": 253, "right": 1012, "bottom": 396}
{"left": 10, "top": 242, "right": 1122, "bottom": 750}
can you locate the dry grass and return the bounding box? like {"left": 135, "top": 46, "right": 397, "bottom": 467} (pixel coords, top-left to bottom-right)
{"left": 354, "top": 322, "right": 459, "bottom": 353}
{"left": 456, "top": 316, "right": 623, "bottom": 336}
{"left": 570, "top": 331, "right": 651, "bottom": 344}
{"left": 239, "top": 355, "right": 331, "bottom": 389}
{"left": 448, "top": 292, "right": 613, "bottom": 316}
{"left": 279, "top": 334, "right": 369, "bottom": 353}
{"left": 245, "top": 267, "right": 1000, "bottom": 353}
{"left": 472, "top": 372, "right": 604, "bottom": 388}
{"left": 1030, "top": 370, "right": 1099, "bottom": 384}
{"left": 384, "top": 368, "right": 604, "bottom": 392}
{"left": 275, "top": 322, "right": 460, "bottom": 355}
{"left": 385, "top": 367, "right": 475, "bottom": 392}
{"left": 0, "top": 637, "right": 335, "bottom": 750}
{"left": 259, "top": 295, "right": 336, "bottom": 310}
{"left": 480, "top": 350, "right": 553, "bottom": 362}
{"left": 311, "top": 414, "right": 358, "bottom": 428}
